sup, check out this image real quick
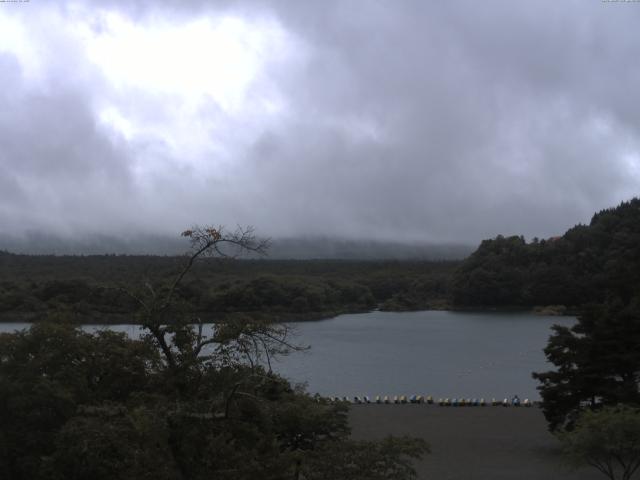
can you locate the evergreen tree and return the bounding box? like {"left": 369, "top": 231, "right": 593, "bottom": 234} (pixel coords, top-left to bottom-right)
{"left": 533, "top": 297, "right": 640, "bottom": 431}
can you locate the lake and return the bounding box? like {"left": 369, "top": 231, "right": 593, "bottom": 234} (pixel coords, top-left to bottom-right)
{"left": 0, "top": 310, "right": 573, "bottom": 400}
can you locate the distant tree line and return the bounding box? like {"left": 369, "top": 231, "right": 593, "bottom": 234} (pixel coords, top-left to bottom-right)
{"left": 0, "top": 256, "right": 456, "bottom": 323}
{"left": 3, "top": 199, "right": 640, "bottom": 320}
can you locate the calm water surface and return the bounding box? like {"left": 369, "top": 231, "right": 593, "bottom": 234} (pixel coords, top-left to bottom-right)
{"left": 276, "top": 310, "right": 573, "bottom": 400}
{"left": 0, "top": 310, "right": 573, "bottom": 399}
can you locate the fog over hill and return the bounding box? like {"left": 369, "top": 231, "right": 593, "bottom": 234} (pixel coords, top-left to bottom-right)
{"left": 0, "top": 233, "right": 473, "bottom": 260}
{"left": 1, "top": 1, "right": 639, "bottom": 246}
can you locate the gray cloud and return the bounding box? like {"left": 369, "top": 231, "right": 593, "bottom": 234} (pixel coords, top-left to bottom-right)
{"left": 0, "top": 51, "right": 134, "bottom": 233}
{"left": 242, "top": 0, "right": 640, "bottom": 240}
{"left": 1, "top": 0, "right": 639, "bottom": 250}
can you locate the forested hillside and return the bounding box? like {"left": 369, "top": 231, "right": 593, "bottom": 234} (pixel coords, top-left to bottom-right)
{"left": 452, "top": 198, "right": 640, "bottom": 309}
{"left": 3, "top": 198, "right": 638, "bottom": 321}
{"left": 0, "top": 255, "right": 456, "bottom": 323}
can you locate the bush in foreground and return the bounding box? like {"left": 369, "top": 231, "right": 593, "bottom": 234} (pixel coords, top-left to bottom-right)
{"left": 559, "top": 405, "right": 640, "bottom": 480}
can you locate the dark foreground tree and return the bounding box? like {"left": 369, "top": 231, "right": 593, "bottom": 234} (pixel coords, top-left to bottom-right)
{"left": 533, "top": 297, "right": 640, "bottom": 431}
{"left": 559, "top": 405, "right": 640, "bottom": 480}
{"left": 302, "top": 436, "right": 429, "bottom": 480}
{"left": 0, "top": 225, "right": 429, "bottom": 480}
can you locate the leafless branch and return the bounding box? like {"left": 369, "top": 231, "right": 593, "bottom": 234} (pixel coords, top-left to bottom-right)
{"left": 117, "top": 224, "right": 288, "bottom": 378}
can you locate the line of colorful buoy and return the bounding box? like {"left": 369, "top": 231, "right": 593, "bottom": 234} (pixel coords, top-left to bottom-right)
{"left": 324, "top": 396, "right": 534, "bottom": 407}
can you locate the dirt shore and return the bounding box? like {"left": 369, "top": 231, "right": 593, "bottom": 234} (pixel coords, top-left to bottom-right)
{"left": 349, "top": 405, "right": 602, "bottom": 480}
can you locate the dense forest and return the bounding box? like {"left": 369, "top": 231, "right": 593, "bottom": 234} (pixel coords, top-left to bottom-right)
{"left": 452, "top": 198, "right": 640, "bottom": 310}
{"left": 2, "top": 198, "right": 639, "bottom": 322}
{"left": 0, "top": 254, "right": 456, "bottom": 323}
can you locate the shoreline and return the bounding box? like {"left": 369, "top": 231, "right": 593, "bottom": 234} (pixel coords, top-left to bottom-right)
{"left": 0, "top": 305, "right": 577, "bottom": 325}
{"left": 349, "top": 405, "right": 600, "bottom": 479}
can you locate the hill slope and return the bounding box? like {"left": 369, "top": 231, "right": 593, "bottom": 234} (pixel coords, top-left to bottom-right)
{"left": 452, "top": 198, "right": 640, "bottom": 308}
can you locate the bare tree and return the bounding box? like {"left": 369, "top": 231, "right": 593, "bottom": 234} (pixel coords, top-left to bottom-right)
{"left": 120, "top": 225, "right": 304, "bottom": 375}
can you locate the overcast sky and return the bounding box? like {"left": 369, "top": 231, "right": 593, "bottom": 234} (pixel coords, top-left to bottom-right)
{"left": 1, "top": 0, "right": 639, "bottom": 246}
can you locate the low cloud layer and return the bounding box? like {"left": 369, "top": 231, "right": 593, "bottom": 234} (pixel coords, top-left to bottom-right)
{"left": 1, "top": 0, "right": 639, "bottom": 249}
